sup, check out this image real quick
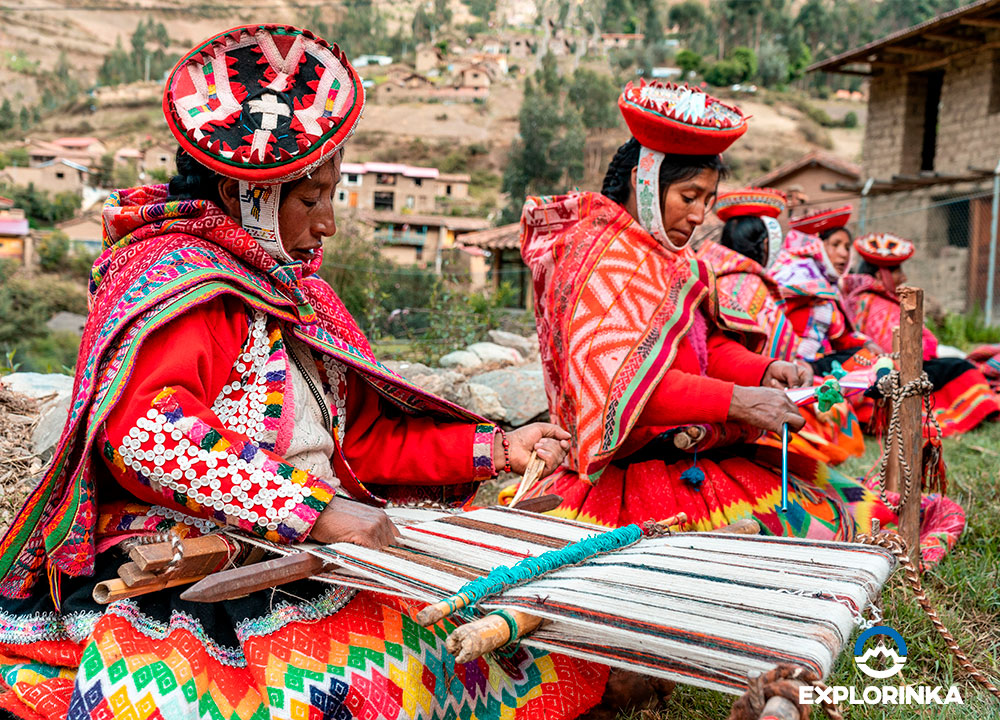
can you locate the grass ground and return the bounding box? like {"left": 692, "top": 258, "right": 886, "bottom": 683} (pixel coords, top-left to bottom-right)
{"left": 620, "top": 423, "right": 1000, "bottom": 719}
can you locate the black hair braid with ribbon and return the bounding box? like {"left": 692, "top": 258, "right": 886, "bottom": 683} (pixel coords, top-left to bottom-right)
{"left": 600, "top": 138, "right": 730, "bottom": 207}
{"left": 720, "top": 216, "right": 768, "bottom": 266}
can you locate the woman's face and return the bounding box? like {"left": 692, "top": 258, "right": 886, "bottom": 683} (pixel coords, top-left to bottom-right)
{"left": 278, "top": 154, "right": 340, "bottom": 268}
{"left": 822, "top": 229, "right": 851, "bottom": 276}
{"left": 659, "top": 168, "right": 719, "bottom": 249}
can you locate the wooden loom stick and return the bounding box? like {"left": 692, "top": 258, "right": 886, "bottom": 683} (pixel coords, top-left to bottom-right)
{"left": 445, "top": 609, "right": 548, "bottom": 663}
{"left": 894, "top": 286, "right": 924, "bottom": 568}
{"left": 508, "top": 451, "right": 546, "bottom": 508}
{"left": 438, "top": 517, "right": 761, "bottom": 662}
{"left": 510, "top": 494, "right": 563, "bottom": 513}
{"left": 94, "top": 573, "right": 208, "bottom": 604}
{"left": 130, "top": 534, "right": 236, "bottom": 573}
{"left": 180, "top": 552, "right": 328, "bottom": 603}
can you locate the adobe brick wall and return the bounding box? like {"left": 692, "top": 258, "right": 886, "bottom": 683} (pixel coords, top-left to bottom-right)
{"left": 863, "top": 48, "right": 1000, "bottom": 180}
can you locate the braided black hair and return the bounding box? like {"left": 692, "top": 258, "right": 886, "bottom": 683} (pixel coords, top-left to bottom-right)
{"left": 167, "top": 147, "right": 224, "bottom": 206}
{"left": 719, "top": 215, "right": 768, "bottom": 266}
{"left": 856, "top": 259, "right": 884, "bottom": 276}
{"left": 600, "top": 138, "right": 728, "bottom": 206}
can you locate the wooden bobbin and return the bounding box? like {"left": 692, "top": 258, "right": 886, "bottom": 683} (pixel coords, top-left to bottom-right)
{"left": 445, "top": 609, "right": 548, "bottom": 663}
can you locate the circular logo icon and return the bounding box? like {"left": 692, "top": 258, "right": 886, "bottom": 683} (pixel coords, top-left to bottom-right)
{"left": 854, "top": 626, "right": 907, "bottom": 679}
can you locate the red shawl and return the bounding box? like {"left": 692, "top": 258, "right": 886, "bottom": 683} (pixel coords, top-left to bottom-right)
{"left": 0, "top": 185, "right": 482, "bottom": 599}
{"left": 521, "top": 192, "right": 762, "bottom": 485}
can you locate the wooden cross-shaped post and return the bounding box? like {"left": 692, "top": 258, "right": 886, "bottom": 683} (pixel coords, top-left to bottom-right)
{"left": 885, "top": 286, "right": 924, "bottom": 568}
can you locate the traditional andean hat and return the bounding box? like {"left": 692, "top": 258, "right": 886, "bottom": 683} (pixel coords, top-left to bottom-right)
{"left": 617, "top": 80, "right": 748, "bottom": 251}
{"left": 715, "top": 187, "right": 787, "bottom": 268}
{"left": 163, "top": 24, "right": 364, "bottom": 263}
{"left": 854, "top": 232, "right": 914, "bottom": 266}
{"left": 714, "top": 187, "right": 786, "bottom": 222}
{"left": 788, "top": 205, "right": 852, "bottom": 236}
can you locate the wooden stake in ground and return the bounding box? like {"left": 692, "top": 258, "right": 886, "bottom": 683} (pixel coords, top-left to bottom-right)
{"left": 889, "top": 286, "right": 924, "bottom": 568}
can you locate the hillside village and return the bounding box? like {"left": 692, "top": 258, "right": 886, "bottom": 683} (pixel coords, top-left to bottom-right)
{"left": 3, "top": 0, "right": 982, "bottom": 376}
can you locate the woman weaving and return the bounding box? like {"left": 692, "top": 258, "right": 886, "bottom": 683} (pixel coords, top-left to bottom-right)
{"left": 697, "top": 188, "right": 864, "bottom": 465}
{"left": 842, "top": 232, "right": 999, "bottom": 436}
{"left": 0, "top": 25, "right": 608, "bottom": 720}
{"left": 510, "top": 80, "right": 898, "bottom": 539}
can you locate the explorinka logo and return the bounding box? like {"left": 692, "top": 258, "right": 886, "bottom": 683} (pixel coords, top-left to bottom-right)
{"left": 854, "top": 626, "right": 906, "bottom": 679}
{"left": 799, "top": 625, "right": 964, "bottom": 707}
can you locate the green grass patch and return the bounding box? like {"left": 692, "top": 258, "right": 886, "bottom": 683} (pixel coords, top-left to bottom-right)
{"left": 622, "top": 423, "right": 1000, "bottom": 718}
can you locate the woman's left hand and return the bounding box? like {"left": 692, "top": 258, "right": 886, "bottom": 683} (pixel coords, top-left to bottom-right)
{"left": 762, "top": 360, "right": 812, "bottom": 389}
{"left": 493, "top": 423, "right": 572, "bottom": 477}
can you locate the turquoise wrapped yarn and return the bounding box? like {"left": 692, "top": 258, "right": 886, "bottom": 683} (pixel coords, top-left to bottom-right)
{"left": 446, "top": 523, "right": 644, "bottom": 611}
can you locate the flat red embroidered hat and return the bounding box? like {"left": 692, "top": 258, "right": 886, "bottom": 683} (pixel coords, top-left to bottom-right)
{"left": 163, "top": 24, "right": 364, "bottom": 183}
{"left": 714, "top": 187, "right": 787, "bottom": 222}
{"left": 854, "top": 232, "right": 914, "bottom": 266}
{"left": 617, "top": 80, "right": 748, "bottom": 156}
{"left": 788, "top": 205, "right": 852, "bottom": 235}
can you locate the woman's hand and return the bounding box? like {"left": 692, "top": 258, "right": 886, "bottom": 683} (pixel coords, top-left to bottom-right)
{"left": 762, "top": 360, "right": 812, "bottom": 389}
{"left": 493, "top": 423, "right": 572, "bottom": 477}
{"left": 729, "top": 386, "right": 805, "bottom": 433}
{"left": 309, "top": 496, "right": 399, "bottom": 548}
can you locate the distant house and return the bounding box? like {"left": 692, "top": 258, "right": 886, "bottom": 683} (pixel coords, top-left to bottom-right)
{"left": 601, "top": 33, "right": 644, "bottom": 50}
{"left": 750, "top": 150, "right": 862, "bottom": 219}
{"left": 808, "top": 0, "right": 1000, "bottom": 314}
{"left": 57, "top": 212, "right": 105, "bottom": 256}
{"left": 334, "top": 162, "right": 471, "bottom": 214}
{"left": 458, "top": 223, "right": 532, "bottom": 307}
{"left": 142, "top": 145, "right": 175, "bottom": 177}
{"left": 508, "top": 37, "right": 534, "bottom": 58}
{"left": 114, "top": 147, "right": 144, "bottom": 169}
{"left": 0, "top": 159, "right": 91, "bottom": 195}
{"left": 51, "top": 137, "right": 107, "bottom": 165}
{"left": 0, "top": 207, "right": 30, "bottom": 263}
{"left": 26, "top": 139, "right": 95, "bottom": 169}
{"left": 416, "top": 45, "right": 444, "bottom": 74}
{"left": 358, "top": 209, "right": 489, "bottom": 271}
{"left": 457, "top": 64, "right": 492, "bottom": 94}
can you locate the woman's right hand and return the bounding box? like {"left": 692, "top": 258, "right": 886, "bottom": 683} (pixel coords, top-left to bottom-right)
{"left": 728, "top": 386, "right": 805, "bottom": 433}
{"left": 309, "top": 496, "right": 400, "bottom": 548}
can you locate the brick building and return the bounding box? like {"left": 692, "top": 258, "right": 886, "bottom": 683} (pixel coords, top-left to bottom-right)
{"left": 335, "top": 162, "right": 470, "bottom": 214}
{"left": 810, "top": 0, "right": 1000, "bottom": 314}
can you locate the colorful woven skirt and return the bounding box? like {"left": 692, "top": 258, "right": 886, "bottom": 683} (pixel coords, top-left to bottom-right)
{"left": 0, "top": 556, "right": 608, "bottom": 720}
{"left": 505, "top": 444, "right": 963, "bottom": 567}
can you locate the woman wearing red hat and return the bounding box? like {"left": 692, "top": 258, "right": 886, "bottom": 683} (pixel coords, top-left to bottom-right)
{"left": 768, "top": 207, "right": 882, "bottom": 371}
{"left": 698, "top": 190, "right": 865, "bottom": 465}
{"left": 0, "top": 25, "right": 606, "bottom": 720}
{"left": 843, "top": 233, "right": 999, "bottom": 436}
{"left": 510, "top": 80, "right": 902, "bottom": 545}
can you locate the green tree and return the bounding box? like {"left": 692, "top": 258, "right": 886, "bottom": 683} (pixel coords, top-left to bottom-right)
{"left": 536, "top": 53, "right": 560, "bottom": 97}
{"left": 668, "top": 0, "right": 708, "bottom": 36}
{"left": 18, "top": 106, "right": 30, "bottom": 130}
{"left": 501, "top": 80, "right": 585, "bottom": 223}
{"left": 37, "top": 231, "right": 69, "bottom": 272}
{"left": 731, "top": 46, "right": 757, "bottom": 82}
{"left": 675, "top": 49, "right": 702, "bottom": 76}
{"left": 704, "top": 59, "right": 743, "bottom": 87}
{"left": 756, "top": 39, "right": 789, "bottom": 86}
{"left": 567, "top": 68, "right": 620, "bottom": 129}
{"left": 0, "top": 100, "right": 15, "bottom": 133}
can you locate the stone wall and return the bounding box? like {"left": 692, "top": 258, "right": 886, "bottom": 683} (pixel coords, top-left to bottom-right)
{"left": 864, "top": 48, "right": 1000, "bottom": 180}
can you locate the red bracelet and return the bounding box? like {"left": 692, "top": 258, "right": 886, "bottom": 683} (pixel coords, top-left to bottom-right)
{"left": 500, "top": 430, "right": 513, "bottom": 473}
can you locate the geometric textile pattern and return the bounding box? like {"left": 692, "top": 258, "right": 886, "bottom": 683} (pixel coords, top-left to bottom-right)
{"left": 165, "top": 25, "right": 364, "bottom": 183}
{"left": 65, "top": 592, "right": 606, "bottom": 720}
